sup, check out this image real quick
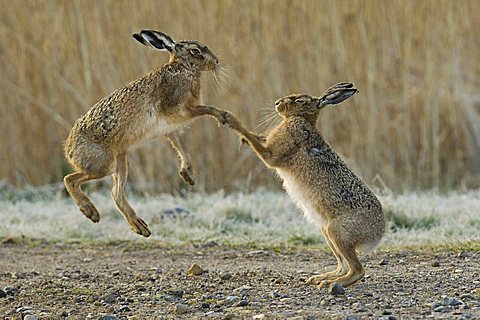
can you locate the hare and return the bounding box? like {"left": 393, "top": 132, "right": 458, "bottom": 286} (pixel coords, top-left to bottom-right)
{"left": 64, "top": 30, "right": 229, "bottom": 237}
{"left": 221, "top": 83, "right": 385, "bottom": 288}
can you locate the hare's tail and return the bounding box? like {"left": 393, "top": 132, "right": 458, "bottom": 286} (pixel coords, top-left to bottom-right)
{"left": 318, "top": 82, "right": 358, "bottom": 107}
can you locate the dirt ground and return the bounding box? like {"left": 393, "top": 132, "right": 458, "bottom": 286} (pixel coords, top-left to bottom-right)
{"left": 0, "top": 240, "right": 479, "bottom": 320}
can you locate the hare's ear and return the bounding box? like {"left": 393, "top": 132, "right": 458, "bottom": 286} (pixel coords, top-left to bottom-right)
{"left": 132, "top": 30, "right": 176, "bottom": 52}
{"left": 316, "top": 82, "right": 358, "bottom": 108}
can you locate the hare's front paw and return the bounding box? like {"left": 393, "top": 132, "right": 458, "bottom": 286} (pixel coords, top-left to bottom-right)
{"left": 179, "top": 166, "right": 195, "bottom": 186}
{"left": 217, "top": 111, "right": 239, "bottom": 128}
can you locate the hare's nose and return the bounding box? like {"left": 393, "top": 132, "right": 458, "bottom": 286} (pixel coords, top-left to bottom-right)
{"left": 274, "top": 100, "right": 281, "bottom": 106}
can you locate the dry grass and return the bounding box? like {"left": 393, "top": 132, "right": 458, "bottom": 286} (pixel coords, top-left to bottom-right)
{"left": 1, "top": 0, "right": 480, "bottom": 192}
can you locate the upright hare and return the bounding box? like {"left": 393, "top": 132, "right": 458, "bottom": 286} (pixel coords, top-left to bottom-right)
{"left": 64, "top": 30, "right": 228, "bottom": 237}
{"left": 222, "top": 83, "right": 385, "bottom": 288}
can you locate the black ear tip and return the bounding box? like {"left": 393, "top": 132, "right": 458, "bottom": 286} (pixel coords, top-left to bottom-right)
{"left": 132, "top": 33, "right": 143, "bottom": 42}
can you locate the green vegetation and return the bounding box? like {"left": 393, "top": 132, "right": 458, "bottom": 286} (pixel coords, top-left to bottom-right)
{"left": 387, "top": 209, "right": 439, "bottom": 231}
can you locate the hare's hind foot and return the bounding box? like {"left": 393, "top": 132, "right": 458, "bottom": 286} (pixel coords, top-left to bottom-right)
{"left": 317, "top": 269, "right": 365, "bottom": 289}
{"left": 127, "top": 216, "right": 151, "bottom": 237}
{"left": 306, "top": 268, "right": 346, "bottom": 285}
{"left": 79, "top": 203, "right": 100, "bottom": 223}
{"left": 64, "top": 171, "right": 101, "bottom": 223}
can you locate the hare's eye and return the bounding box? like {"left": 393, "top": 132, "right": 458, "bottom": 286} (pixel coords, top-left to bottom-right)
{"left": 190, "top": 48, "right": 201, "bottom": 55}
{"left": 295, "top": 98, "right": 308, "bottom": 104}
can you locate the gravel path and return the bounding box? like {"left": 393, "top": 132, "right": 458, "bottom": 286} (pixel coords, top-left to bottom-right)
{"left": 0, "top": 241, "right": 479, "bottom": 319}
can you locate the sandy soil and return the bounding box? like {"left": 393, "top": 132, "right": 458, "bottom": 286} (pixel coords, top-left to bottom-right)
{"left": 0, "top": 241, "right": 479, "bottom": 319}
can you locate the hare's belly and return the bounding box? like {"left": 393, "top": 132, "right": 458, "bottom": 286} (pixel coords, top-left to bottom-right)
{"left": 129, "top": 116, "right": 192, "bottom": 148}
{"left": 277, "top": 170, "right": 326, "bottom": 228}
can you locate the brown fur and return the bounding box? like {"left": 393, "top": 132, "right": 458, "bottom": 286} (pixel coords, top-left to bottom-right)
{"left": 64, "top": 30, "right": 228, "bottom": 237}
{"left": 220, "top": 83, "right": 386, "bottom": 288}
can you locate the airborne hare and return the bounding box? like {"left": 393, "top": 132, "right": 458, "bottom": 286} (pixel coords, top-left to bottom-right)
{"left": 64, "top": 30, "right": 228, "bottom": 237}
{"left": 221, "top": 83, "right": 386, "bottom": 288}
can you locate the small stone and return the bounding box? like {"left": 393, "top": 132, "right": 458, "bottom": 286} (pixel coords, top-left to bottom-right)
{"left": 24, "top": 316, "right": 38, "bottom": 320}
{"left": 237, "top": 300, "right": 249, "bottom": 307}
{"left": 387, "top": 316, "right": 397, "bottom": 320}
{"left": 112, "top": 270, "right": 120, "bottom": 276}
{"left": 442, "top": 296, "right": 463, "bottom": 306}
{"left": 253, "top": 315, "right": 265, "bottom": 320}
{"left": 250, "top": 302, "right": 263, "bottom": 308}
{"left": 223, "top": 295, "right": 239, "bottom": 305}
{"left": 434, "top": 306, "right": 446, "bottom": 312}
{"left": 187, "top": 263, "right": 206, "bottom": 276}
{"left": 383, "top": 309, "right": 392, "bottom": 315}
{"left": 201, "top": 302, "right": 210, "bottom": 309}
{"left": 328, "top": 282, "right": 346, "bottom": 295}
{"left": 379, "top": 258, "right": 389, "bottom": 265}
{"left": 102, "top": 316, "right": 116, "bottom": 320}
{"left": 118, "top": 305, "right": 131, "bottom": 312}
{"left": 345, "top": 316, "right": 358, "bottom": 320}
{"left": 431, "top": 260, "right": 440, "bottom": 267}
{"left": 102, "top": 292, "right": 119, "bottom": 304}
{"left": 4, "top": 286, "right": 18, "bottom": 295}
{"left": 220, "top": 272, "right": 232, "bottom": 280}
{"left": 169, "top": 290, "right": 184, "bottom": 298}
{"left": 352, "top": 302, "right": 365, "bottom": 312}
{"left": 174, "top": 303, "right": 188, "bottom": 314}
{"left": 0, "top": 290, "right": 6, "bottom": 298}
{"left": 61, "top": 311, "right": 68, "bottom": 317}
{"left": 280, "top": 297, "right": 293, "bottom": 303}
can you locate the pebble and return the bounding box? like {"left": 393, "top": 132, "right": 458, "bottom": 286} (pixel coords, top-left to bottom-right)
{"left": 102, "top": 316, "right": 116, "bottom": 320}
{"left": 328, "top": 282, "right": 346, "bottom": 295}
{"left": 0, "top": 290, "right": 6, "bottom": 298}
{"left": 174, "top": 303, "right": 188, "bottom": 314}
{"left": 102, "top": 292, "right": 119, "bottom": 304}
{"left": 220, "top": 272, "right": 232, "bottom": 280}
{"left": 253, "top": 315, "right": 265, "bottom": 319}
{"left": 187, "top": 263, "right": 206, "bottom": 276}
{"left": 237, "top": 300, "right": 249, "bottom": 307}
{"left": 441, "top": 296, "right": 463, "bottom": 306}
{"left": 431, "top": 260, "right": 440, "bottom": 267}
{"left": 352, "top": 302, "right": 365, "bottom": 312}
{"left": 434, "top": 306, "right": 446, "bottom": 312}
{"left": 224, "top": 295, "right": 239, "bottom": 305}
{"left": 118, "top": 305, "right": 131, "bottom": 312}
{"left": 250, "top": 301, "right": 263, "bottom": 308}
{"left": 379, "top": 258, "right": 389, "bottom": 265}
{"left": 24, "top": 316, "right": 38, "bottom": 320}
{"left": 383, "top": 309, "right": 393, "bottom": 315}
{"left": 4, "top": 286, "right": 18, "bottom": 295}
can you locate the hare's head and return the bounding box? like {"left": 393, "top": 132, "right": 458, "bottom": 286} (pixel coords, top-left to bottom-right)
{"left": 274, "top": 83, "right": 359, "bottom": 120}
{"left": 133, "top": 30, "right": 219, "bottom": 71}
{"left": 274, "top": 94, "right": 320, "bottom": 120}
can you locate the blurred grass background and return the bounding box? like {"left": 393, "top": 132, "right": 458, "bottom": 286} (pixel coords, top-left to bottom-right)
{"left": 1, "top": 0, "right": 479, "bottom": 193}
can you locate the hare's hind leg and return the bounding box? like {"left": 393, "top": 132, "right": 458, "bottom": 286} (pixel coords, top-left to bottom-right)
{"left": 111, "top": 153, "right": 151, "bottom": 237}
{"left": 318, "top": 224, "right": 365, "bottom": 289}
{"left": 306, "top": 229, "right": 348, "bottom": 285}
